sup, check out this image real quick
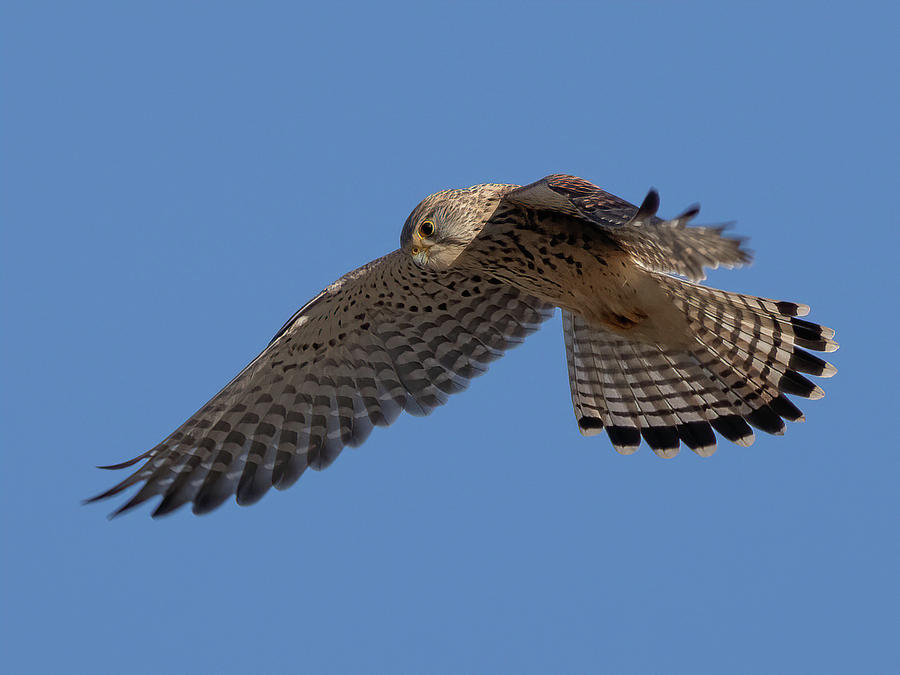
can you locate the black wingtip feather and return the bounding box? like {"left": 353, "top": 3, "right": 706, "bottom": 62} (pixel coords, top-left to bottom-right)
{"left": 272, "top": 452, "right": 308, "bottom": 491}
{"left": 186, "top": 467, "right": 234, "bottom": 515}
{"left": 96, "top": 453, "right": 150, "bottom": 471}
{"left": 235, "top": 477, "right": 271, "bottom": 506}
{"left": 110, "top": 492, "right": 152, "bottom": 519}
{"left": 151, "top": 493, "right": 190, "bottom": 518}
{"left": 191, "top": 489, "right": 232, "bottom": 516}
{"left": 307, "top": 437, "right": 344, "bottom": 471}
{"left": 83, "top": 472, "right": 143, "bottom": 505}
{"left": 83, "top": 488, "right": 116, "bottom": 505}
{"left": 633, "top": 189, "right": 660, "bottom": 222}
{"left": 675, "top": 204, "right": 700, "bottom": 221}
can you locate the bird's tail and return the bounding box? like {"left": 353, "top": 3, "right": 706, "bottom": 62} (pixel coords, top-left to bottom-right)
{"left": 563, "top": 274, "right": 837, "bottom": 456}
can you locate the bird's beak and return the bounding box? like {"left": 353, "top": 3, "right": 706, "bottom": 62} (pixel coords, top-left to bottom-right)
{"left": 412, "top": 247, "right": 430, "bottom": 266}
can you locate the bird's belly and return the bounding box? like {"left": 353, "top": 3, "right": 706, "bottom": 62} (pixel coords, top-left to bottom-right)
{"left": 463, "top": 233, "right": 691, "bottom": 348}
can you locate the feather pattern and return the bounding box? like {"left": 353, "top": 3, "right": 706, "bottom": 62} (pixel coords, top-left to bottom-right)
{"left": 562, "top": 275, "right": 836, "bottom": 455}
{"left": 505, "top": 174, "right": 750, "bottom": 281}
{"left": 89, "top": 252, "right": 554, "bottom": 516}
{"left": 90, "top": 173, "right": 838, "bottom": 519}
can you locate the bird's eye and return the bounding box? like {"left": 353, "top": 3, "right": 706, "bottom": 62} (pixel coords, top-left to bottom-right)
{"left": 418, "top": 220, "right": 435, "bottom": 238}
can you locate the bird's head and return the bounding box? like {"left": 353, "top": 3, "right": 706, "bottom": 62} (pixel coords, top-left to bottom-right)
{"left": 400, "top": 183, "right": 512, "bottom": 271}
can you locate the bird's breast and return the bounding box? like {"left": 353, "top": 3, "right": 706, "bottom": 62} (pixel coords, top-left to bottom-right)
{"left": 460, "top": 212, "right": 689, "bottom": 346}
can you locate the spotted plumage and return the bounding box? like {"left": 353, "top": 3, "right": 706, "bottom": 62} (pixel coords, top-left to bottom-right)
{"left": 89, "top": 174, "right": 837, "bottom": 516}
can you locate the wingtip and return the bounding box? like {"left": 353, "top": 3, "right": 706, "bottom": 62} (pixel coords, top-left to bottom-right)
{"left": 107, "top": 491, "right": 152, "bottom": 519}
{"left": 675, "top": 203, "right": 701, "bottom": 222}
{"left": 83, "top": 487, "right": 119, "bottom": 505}
{"left": 109, "top": 504, "right": 134, "bottom": 520}
{"left": 632, "top": 188, "right": 660, "bottom": 222}
{"left": 96, "top": 454, "right": 149, "bottom": 470}
{"left": 97, "top": 461, "right": 135, "bottom": 471}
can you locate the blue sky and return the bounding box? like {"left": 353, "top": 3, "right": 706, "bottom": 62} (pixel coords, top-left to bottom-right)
{"left": 2, "top": 2, "right": 897, "bottom": 673}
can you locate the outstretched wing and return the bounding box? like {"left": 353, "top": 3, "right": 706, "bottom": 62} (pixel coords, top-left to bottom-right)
{"left": 88, "top": 251, "right": 554, "bottom": 517}
{"left": 505, "top": 174, "right": 750, "bottom": 281}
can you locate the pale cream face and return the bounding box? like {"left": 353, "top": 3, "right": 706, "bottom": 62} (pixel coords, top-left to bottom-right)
{"left": 401, "top": 183, "right": 514, "bottom": 271}
{"left": 408, "top": 221, "right": 471, "bottom": 270}
{"left": 407, "top": 217, "right": 437, "bottom": 266}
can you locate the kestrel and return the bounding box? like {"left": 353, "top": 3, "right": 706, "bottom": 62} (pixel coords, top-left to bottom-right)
{"left": 89, "top": 174, "right": 837, "bottom": 517}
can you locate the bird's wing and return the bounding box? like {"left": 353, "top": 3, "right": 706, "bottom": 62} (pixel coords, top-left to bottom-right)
{"left": 504, "top": 174, "right": 639, "bottom": 228}
{"left": 88, "top": 251, "right": 554, "bottom": 517}
{"left": 504, "top": 174, "right": 751, "bottom": 281}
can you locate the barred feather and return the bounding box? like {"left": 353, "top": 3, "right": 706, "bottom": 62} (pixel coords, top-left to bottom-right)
{"left": 506, "top": 174, "right": 751, "bottom": 281}
{"left": 563, "top": 276, "right": 836, "bottom": 456}
{"left": 88, "top": 252, "right": 554, "bottom": 516}
{"left": 90, "top": 173, "right": 839, "bottom": 519}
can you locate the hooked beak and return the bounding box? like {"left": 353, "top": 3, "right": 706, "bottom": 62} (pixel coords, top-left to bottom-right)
{"left": 412, "top": 246, "right": 430, "bottom": 267}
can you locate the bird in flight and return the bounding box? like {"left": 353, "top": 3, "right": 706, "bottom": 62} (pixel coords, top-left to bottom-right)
{"left": 89, "top": 174, "right": 837, "bottom": 517}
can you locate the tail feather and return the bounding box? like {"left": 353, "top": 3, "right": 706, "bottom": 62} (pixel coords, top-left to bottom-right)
{"left": 597, "top": 336, "right": 649, "bottom": 453}
{"left": 654, "top": 349, "right": 723, "bottom": 455}
{"left": 672, "top": 281, "right": 838, "bottom": 353}
{"left": 769, "top": 394, "right": 805, "bottom": 422}
{"left": 621, "top": 341, "right": 682, "bottom": 457}
{"left": 688, "top": 329, "right": 768, "bottom": 415}
{"left": 676, "top": 420, "right": 718, "bottom": 456}
{"left": 693, "top": 322, "right": 810, "bottom": 408}
{"left": 710, "top": 415, "right": 755, "bottom": 446}
{"left": 562, "top": 276, "right": 836, "bottom": 456}
{"left": 562, "top": 310, "right": 606, "bottom": 435}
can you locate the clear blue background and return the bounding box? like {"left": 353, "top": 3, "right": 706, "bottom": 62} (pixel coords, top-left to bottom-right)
{"left": 2, "top": 2, "right": 897, "bottom": 673}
